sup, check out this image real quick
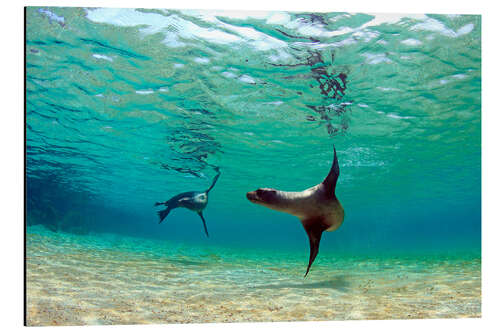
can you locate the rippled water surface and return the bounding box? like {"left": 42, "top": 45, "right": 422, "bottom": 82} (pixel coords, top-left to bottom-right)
{"left": 25, "top": 7, "right": 481, "bottom": 325}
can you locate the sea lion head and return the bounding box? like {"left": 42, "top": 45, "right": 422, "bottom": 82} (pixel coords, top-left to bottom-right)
{"left": 246, "top": 188, "right": 280, "bottom": 207}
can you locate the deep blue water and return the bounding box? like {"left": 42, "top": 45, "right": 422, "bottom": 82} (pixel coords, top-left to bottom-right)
{"left": 26, "top": 8, "right": 481, "bottom": 257}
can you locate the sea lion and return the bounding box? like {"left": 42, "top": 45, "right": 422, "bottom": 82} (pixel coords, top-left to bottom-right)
{"left": 155, "top": 170, "right": 220, "bottom": 237}
{"left": 246, "top": 146, "right": 344, "bottom": 276}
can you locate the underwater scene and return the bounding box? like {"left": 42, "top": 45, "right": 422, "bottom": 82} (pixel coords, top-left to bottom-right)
{"left": 25, "top": 7, "right": 481, "bottom": 326}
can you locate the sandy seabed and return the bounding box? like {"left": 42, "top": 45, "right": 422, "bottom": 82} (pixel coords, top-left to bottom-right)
{"left": 26, "top": 226, "right": 481, "bottom": 326}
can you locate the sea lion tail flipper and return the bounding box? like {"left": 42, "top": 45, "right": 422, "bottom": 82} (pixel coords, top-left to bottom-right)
{"left": 198, "top": 212, "right": 209, "bottom": 238}
{"left": 321, "top": 145, "right": 340, "bottom": 199}
{"left": 205, "top": 171, "right": 221, "bottom": 194}
{"left": 154, "top": 201, "right": 165, "bottom": 207}
{"left": 158, "top": 207, "right": 172, "bottom": 224}
{"left": 302, "top": 218, "right": 328, "bottom": 277}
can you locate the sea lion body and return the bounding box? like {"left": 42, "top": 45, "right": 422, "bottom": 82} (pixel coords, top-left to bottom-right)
{"left": 250, "top": 184, "right": 344, "bottom": 232}
{"left": 155, "top": 172, "right": 220, "bottom": 237}
{"left": 246, "top": 146, "right": 344, "bottom": 276}
{"left": 167, "top": 191, "right": 208, "bottom": 213}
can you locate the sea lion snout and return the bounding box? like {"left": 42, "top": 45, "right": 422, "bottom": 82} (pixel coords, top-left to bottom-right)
{"left": 246, "top": 190, "right": 259, "bottom": 202}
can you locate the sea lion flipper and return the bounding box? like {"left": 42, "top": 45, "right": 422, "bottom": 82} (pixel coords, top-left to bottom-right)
{"left": 321, "top": 146, "right": 339, "bottom": 198}
{"left": 206, "top": 171, "right": 221, "bottom": 194}
{"left": 158, "top": 206, "right": 172, "bottom": 224}
{"left": 302, "top": 218, "right": 328, "bottom": 277}
{"left": 198, "top": 212, "right": 209, "bottom": 238}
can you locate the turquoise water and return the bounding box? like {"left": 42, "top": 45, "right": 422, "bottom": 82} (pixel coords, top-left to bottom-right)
{"left": 25, "top": 7, "right": 481, "bottom": 325}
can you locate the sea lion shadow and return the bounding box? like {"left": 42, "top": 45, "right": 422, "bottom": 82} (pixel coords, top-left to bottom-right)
{"left": 253, "top": 275, "right": 349, "bottom": 291}
{"left": 164, "top": 258, "right": 208, "bottom": 267}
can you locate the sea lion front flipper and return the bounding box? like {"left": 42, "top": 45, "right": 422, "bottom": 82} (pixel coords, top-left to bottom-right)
{"left": 206, "top": 171, "right": 221, "bottom": 194}
{"left": 321, "top": 146, "right": 340, "bottom": 199}
{"left": 198, "top": 212, "right": 209, "bottom": 238}
{"left": 301, "top": 217, "right": 329, "bottom": 277}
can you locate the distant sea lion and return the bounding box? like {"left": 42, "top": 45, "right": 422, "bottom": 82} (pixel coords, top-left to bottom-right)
{"left": 155, "top": 171, "right": 220, "bottom": 237}
{"left": 247, "top": 146, "right": 344, "bottom": 276}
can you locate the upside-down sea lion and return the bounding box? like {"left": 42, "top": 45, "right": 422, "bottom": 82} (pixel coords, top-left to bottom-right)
{"left": 155, "top": 171, "right": 220, "bottom": 237}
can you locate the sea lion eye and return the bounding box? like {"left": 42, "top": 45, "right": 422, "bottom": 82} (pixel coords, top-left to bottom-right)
{"left": 256, "top": 189, "right": 264, "bottom": 196}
